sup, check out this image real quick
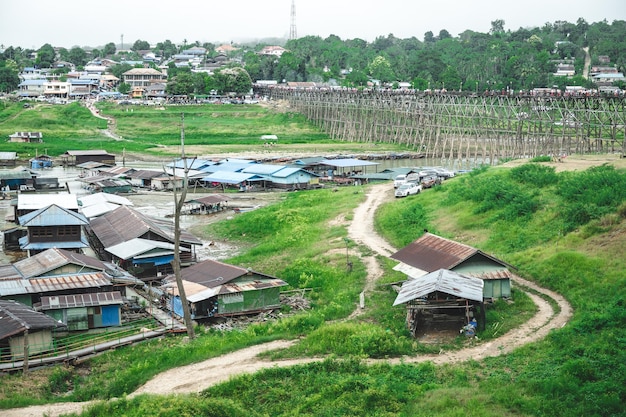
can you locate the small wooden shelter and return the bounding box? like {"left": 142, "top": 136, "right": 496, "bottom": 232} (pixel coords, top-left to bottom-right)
{"left": 393, "top": 269, "right": 485, "bottom": 338}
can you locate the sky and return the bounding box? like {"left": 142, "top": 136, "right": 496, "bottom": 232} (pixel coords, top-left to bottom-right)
{"left": 1, "top": 0, "right": 625, "bottom": 50}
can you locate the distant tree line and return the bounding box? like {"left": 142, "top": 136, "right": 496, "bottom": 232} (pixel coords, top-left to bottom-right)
{"left": 1, "top": 18, "right": 625, "bottom": 94}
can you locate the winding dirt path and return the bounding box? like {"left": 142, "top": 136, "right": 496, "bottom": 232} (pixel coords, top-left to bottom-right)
{"left": 3, "top": 183, "right": 572, "bottom": 417}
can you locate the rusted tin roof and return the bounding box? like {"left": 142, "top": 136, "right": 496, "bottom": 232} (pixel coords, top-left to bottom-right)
{"left": 172, "top": 259, "right": 252, "bottom": 287}
{"left": 26, "top": 272, "right": 112, "bottom": 293}
{"left": 391, "top": 233, "right": 511, "bottom": 272}
{"left": 89, "top": 205, "right": 201, "bottom": 248}
{"left": 13, "top": 248, "right": 110, "bottom": 279}
{"left": 39, "top": 291, "right": 122, "bottom": 310}
{"left": 393, "top": 269, "right": 484, "bottom": 306}
{"left": 0, "top": 300, "right": 65, "bottom": 340}
{"left": 186, "top": 195, "right": 229, "bottom": 205}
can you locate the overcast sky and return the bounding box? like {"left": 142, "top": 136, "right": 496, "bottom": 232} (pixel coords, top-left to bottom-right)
{"left": 1, "top": 0, "right": 625, "bottom": 50}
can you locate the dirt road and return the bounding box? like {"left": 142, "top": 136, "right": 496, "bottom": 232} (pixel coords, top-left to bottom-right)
{"left": 3, "top": 183, "right": 572, "bottom": 417}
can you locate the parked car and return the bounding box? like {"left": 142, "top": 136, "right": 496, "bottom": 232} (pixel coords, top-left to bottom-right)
{"left": 393, "top": 174, "right": 407, "bottom": 188}
{"left": 395, "top": 182, "right": 422, "bottom": 197}
{"left": 432, "top": 167, "right": 455, "bottom": 179}
{"left": 421, "top": 175, "right": 442, "bottom": 189}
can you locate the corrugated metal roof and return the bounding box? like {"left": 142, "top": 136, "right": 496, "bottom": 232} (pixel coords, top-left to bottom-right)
{"left": 186, "top": 279, "right": 288, "bottom": 303}
{"left": 393, "top": 269, "right": 484, "bottom": 306}
{"left": 391, "top": 233, "right": 510, "bottom": 272}
{"left": 39, "top": 291, "right": 122, "bottom": 309}
{"left": 81, "top": 202, "right": 123, "bottom": 218}
{"left": 186, "top": 195, "right": 229, "bottom": 205}
{"left": 17, "top": 194, "right": 78, "bottom": 211}
{"left": 105, "top": 238, "right": 186, "bottom": 260}
{"left": 202, "top": 171, "right": 263, "bottom": 184}
{"left": 127, "top": 169, "right": 162, "bottom": 180}
{"left": 0, "top": 152, "right": 18, "bottom": 160}
{"left": 13, "top": 248, "right": 109, "bottom": 278}
{"left": 65, "top": 150, "right": 114, "bottom": 156}
{"left": 0, "top": 300, "right": 65, "bottom": 340}
{"left": 174, "top": 258, "right": 249, "bottom": 287}
{"left": 0, "top": 168, "right": 31, "bottom": 180}
{"left": 89, "top": 205, "right": 202, "bottom": 248}
{"left": 271, "top": 167, "right": 308, "bottom": 178}
{"left": 79, "top": 192, "right": 133, "bottom": 207}
{"left": 27, "top": 272, "right": 112, "bottom": 293}
{"left": 242, "top": 164, "right": 286, "bottom": 175}
{"left": 19, "top": 204, "right": 89, "bottom": 227}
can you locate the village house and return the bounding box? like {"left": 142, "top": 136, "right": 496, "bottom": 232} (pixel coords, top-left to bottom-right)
{"left": 162, "top": 259, "right": 288, "bottom": 320}
{"left": 42, "top": 80, "right": 70, "bottom": 100}
{"left": 0, "top": 300, "right": 66, "bottom": 362}
{"left": 0, "top": 152, "right": 18, "bottom": 167}
{"left": 18, "top": 204, "right": 90, "bottom": 256}
{"left": 87, "top": 205, "right": 202, "bottom": 279}
{"left": 259, "top": 45, "right": 287, "bottom": 57}
{"left": 17, "top": 79, "right": 46, "bottom": 97}
{"left": 61, "top": 150, "right": 116, "bottom": 166}
{"left": 0, "top": 248, "right": 134, "bottom": 331}
{"left": 8, "top": 131, "right": 43, "bottom": 143}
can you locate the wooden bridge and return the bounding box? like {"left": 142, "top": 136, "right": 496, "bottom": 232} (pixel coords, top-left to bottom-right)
{"left": 256, "top": 87, "right": 626, "bottom": 163}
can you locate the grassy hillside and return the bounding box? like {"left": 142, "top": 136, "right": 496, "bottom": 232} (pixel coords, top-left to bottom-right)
{"left": 1, "top": 158, "right": 624, "bottom": 416}
{"left": 0, "top": 101, "right": 408, "bottom": 160}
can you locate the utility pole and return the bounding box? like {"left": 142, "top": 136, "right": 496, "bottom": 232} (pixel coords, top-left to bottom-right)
{"left": 169, "top": 113, "right": 195, "bottom": 339}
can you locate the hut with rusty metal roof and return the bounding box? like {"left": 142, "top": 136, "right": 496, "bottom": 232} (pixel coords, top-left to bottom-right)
{"left": 391, "top": 232, "right": 513, "bottom": 300}
{"left": 162, "top": 259, "right": 287, "bottom": 320}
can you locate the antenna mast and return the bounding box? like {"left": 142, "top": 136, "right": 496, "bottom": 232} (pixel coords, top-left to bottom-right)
{"left": 289, "top": 0, "right": 297, "bottom": 40}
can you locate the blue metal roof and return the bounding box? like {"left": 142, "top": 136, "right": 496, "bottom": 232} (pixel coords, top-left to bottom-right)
{"left": 209, "top": 161, "right": 254, "bottom": 173}
{"left": 19, "top": 204, "right": 89, "bottom": 227}
{"left": 202, "top": 171, "right": 263, "bottom": 184}
{"left": 242, "top": 164, "right": 286, "bottom": 175}
{"left": 19, "top": 236, "right": 89, "bottom": 250}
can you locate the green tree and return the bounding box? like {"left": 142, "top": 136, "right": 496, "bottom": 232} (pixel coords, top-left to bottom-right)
{"left": 118, "top": 82, "right": 131, "bottom": 94}
{"left": 110, "top": 63, "right": 133, "bottom": 80}
{"left": 367, "top": 55, "right": 395, "bottom": 83}
{"left": 0, "top": 60, "right": 20, "bottom": 92}
{"left": 68, "top": 46, "right": 88, "bottom": 67}
{"left": 154, "top": 40, "right": 177, "bottom": 59}
{"left": 166, "top": 71, "right": 195, "bottom": 95}
{"left": 36, "top": 43, "right": 56, "bottom": 68}
{"left": 103, "top": 42, "right": 117, "bottom": 57}
{"left": 132, "top": 39, "right": 150, "bottom": 52}
{"left": 344, "top": 69, "right": 368, "bottom": 87}
{"left": 213, "top": 67, "right": 252, "bottom": 95}
{"left": 91, "top": 48, "right": 101, "bottom": 59}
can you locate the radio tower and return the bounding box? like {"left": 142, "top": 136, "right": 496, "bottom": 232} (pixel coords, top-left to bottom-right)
{"left": 289, "top": 0, "right": 297, "bottom": 40}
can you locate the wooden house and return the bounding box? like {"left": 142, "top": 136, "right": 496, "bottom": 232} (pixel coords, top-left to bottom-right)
{"left": 391, "top": 233, "right": 513, "bottom": 300}
{"left": 87, "top": 205, "right": 202, "bottom": 278}
{"left": 18, "top": 204, "right": 89, "bottom": 256}
{"left": 162, "top": 259, "right": 288, "bottom": 319}
{"left": 0, "top": 248, "right": 132, "bottom": 331}
{"left": 0, "top": 300, "right": 66, "bottom": 361}
{"left": 61, "top": 150, "right": 116, "bottom": 166}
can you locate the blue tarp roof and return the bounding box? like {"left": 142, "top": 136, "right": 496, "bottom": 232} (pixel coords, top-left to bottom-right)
{"left": 168, "top": 158, "right": 215, "bottom": 170}
{"left": 133, "top": 255, "right": 174, "bottom": 266}
{"left": 202, "top": 171, "right": 263, "bottom": 184}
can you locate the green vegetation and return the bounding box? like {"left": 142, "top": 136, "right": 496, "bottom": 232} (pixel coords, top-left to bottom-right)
{"left": 0, "top": 143, "right": 625, "bottom": 415}
{"left": 0, "top": 101, "right": 409, "bottom": 159}
{"left": 3, "top": 19, "right": 625, "bottom": 93}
